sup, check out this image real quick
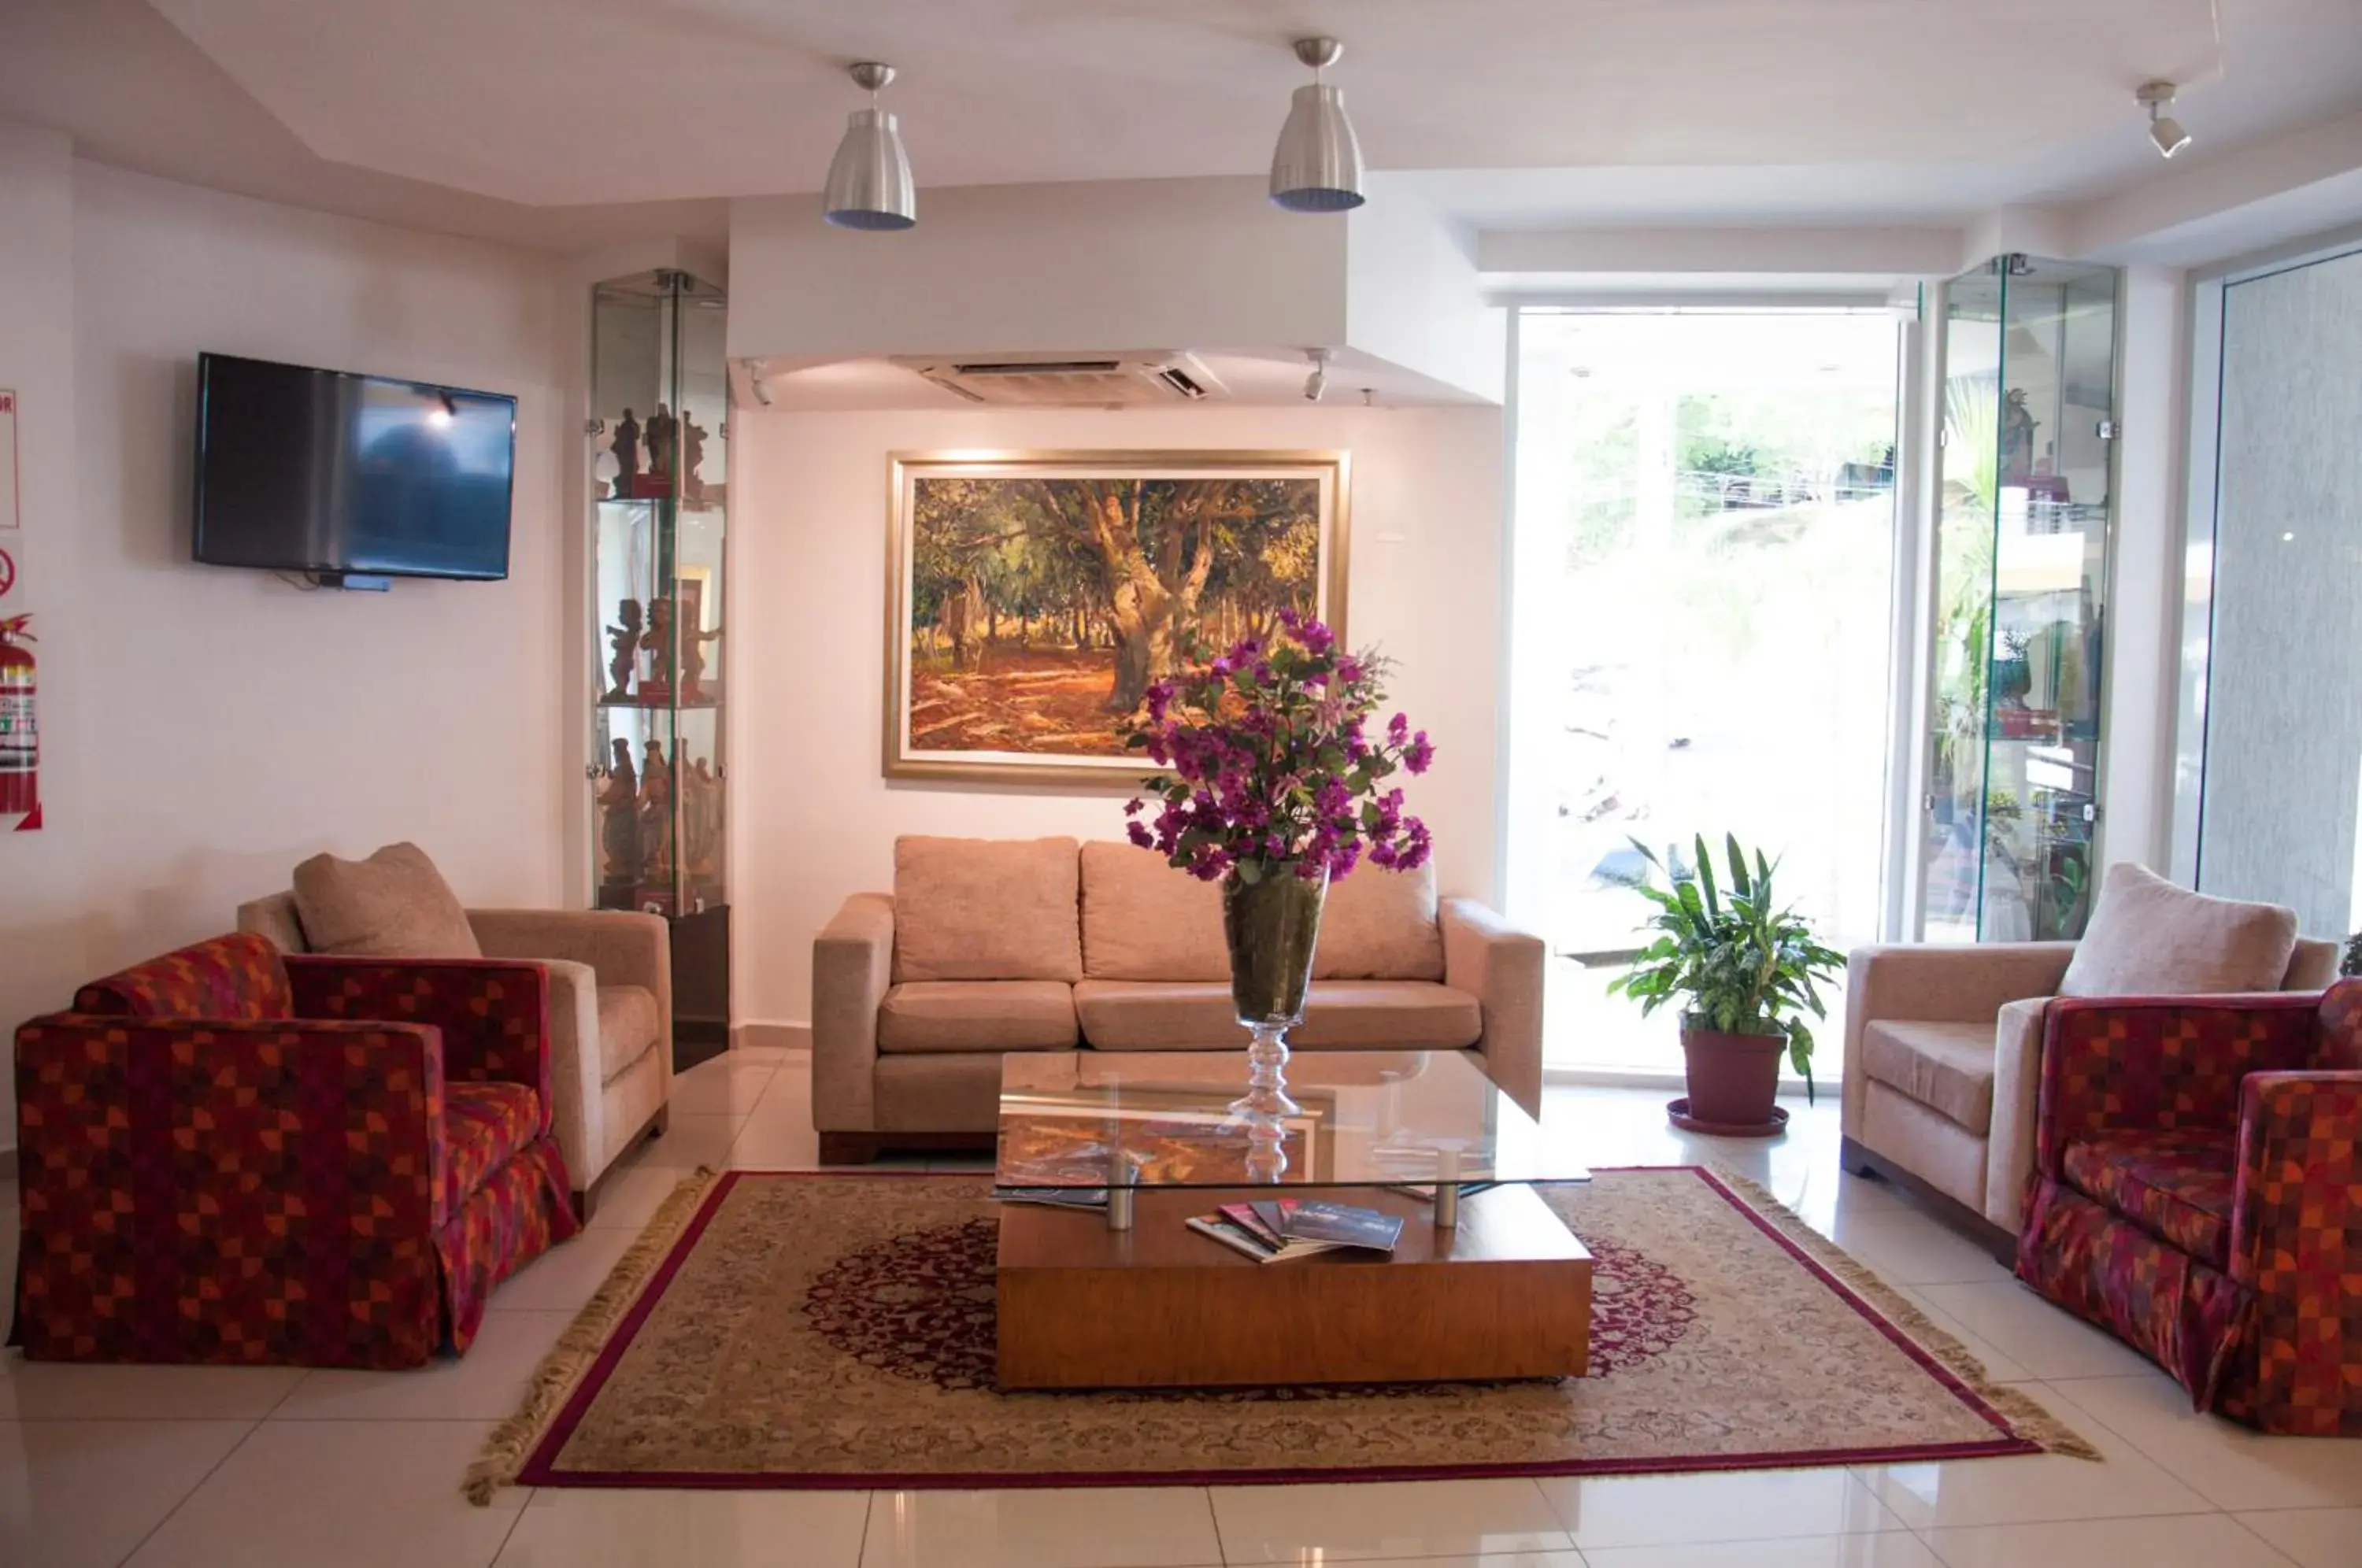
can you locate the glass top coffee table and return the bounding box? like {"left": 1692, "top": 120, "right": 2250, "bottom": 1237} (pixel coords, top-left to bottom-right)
{"left": 995, "top": 1049, "right": 1590, "bottom": 1228}
{"left": 991, "top": 1049, "right": 1596, "bottom": 1389}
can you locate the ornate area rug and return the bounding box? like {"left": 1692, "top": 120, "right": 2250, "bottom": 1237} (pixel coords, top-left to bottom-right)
{"left": 468, "top": 1168, "right": 2090, "bottom": 1501}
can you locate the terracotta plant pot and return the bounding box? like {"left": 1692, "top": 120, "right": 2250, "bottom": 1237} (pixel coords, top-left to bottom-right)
{"left": 1679, "top": 1020, "right": 1786, "bottom": 1129}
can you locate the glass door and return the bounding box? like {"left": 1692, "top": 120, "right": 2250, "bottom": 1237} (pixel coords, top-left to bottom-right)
{"left": 1511, "top": 309, "right": 1905, "bottom": 1072}
{"left": 1923, "top": 257, "right": 2116, "bottom": 941}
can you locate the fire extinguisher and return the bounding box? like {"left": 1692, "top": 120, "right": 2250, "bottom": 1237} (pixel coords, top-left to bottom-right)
{"left": 0, "top": 613, "right": 36, "bottom": 827}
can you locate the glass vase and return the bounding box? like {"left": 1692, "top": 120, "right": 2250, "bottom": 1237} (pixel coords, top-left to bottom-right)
{"left": 1222, "top": 865, "right": 1328, "bottom": 1136}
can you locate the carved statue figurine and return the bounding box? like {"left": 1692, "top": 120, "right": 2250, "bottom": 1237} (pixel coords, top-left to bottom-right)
{"left": 598, "top": 738, "right": 640, "bottom": 889}
{"left": 683, "top": 756, "right": 722, "bottom": 881}
{"left": 640, "top": 597, "right": 676, "bottom": 694}
{"left": 638, "top": 739, "right": 676, "bottom": 885}
{"left": 604, "top": 598, "right": 643, "bottom": 699}
{"left": 645, "top": 403, "right": 678, "bottom": 480}
{"left": 2001, "top": 387, "right": 2038, "bottom": 481}
{"left": 681, "top": 413, "right": 709, "bottom": 501}
{"left": 612, "top": 409, "right": 642, "bottom": 489}
{"left": 679, "top": 619, "right": 722, "bottom": 704}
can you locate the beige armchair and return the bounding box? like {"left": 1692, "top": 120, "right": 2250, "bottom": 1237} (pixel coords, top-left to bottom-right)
{"left": 1842, "top": 865, "right": 2338, "bottom": 1256}
{"left": 238, "top": 893, "right": 673, "bottom": 1218}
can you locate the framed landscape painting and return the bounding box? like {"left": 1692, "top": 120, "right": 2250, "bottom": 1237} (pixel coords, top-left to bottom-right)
{"left": 885, "top": 450, "right": 1349, "bottom": 783}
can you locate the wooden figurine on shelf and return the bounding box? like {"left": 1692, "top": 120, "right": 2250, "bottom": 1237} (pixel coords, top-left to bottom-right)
{"left": 604, "top": 598, "right": 643, "bottom": 700}
{"left": 679, "top": 619, "right": 722, "bottom": 704}
{"left": 638, "top": 739, "right": 676, "bottom": 885}
{"left": 598, "top": 738, "right": 640, "bottom": 891}
{"left": 646, "top": 403, "right": 678, "bottom": 481}
{"left": 640, "top": 597, "right": 676, "bottom": 697}
{"left": 682, "top": 414, "right": 709, "bottom": 502}
{"left": 683, "top": 756, "right": 722, "bottom": 882}
{"left": 613, "top": 409, "right": 642, "bottom": 489}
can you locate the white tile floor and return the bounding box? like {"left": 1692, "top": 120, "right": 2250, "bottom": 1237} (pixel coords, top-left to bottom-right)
{"left": 5, "top": 1050, "right": 2357, "bottom": 1568}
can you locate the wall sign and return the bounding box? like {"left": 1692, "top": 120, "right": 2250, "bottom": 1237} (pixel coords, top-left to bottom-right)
{"left": 0, "top": 545, "right": 14, "bottom": 599}
{"left": 0, "top": 389, "right": 17, "bottom": 532}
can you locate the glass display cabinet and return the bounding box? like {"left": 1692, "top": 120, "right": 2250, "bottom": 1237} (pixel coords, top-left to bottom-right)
{"left": 589, "top": 268, "right": 730, "bottom": 1060}
{"left": 1923, "top": 255, "right": 2118, "bottom": 942}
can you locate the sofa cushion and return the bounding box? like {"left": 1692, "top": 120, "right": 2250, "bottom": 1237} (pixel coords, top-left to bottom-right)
{"left": 879, "top": 981, "right": 1080, "bottom": 1053}
{"left": 442, "top": 1082, "right": 541, "bottom": 1220}
{"left": 1316, "top": 863, "right": 1446, "bottom": 981}
{"left": 1860, "top": 1019, "right": 1997, "bottom": 1133}
{"left": 1074, "top": 979, "right": 1481, "bottom": 1051}
{"left": 1079, "top": 840, "right": 1228, "bottom": 980}
{"left": 893, "top": 836, "right": 1083, "bottom": 982}
{"left": 595, "top": 984, "right": 662, "bottom": 1083}
{"left": 2062, "top": 1127, "right": 2237, "bottom": 1267}
{"left": 2061, "top": 862, "right": 2298, "bottom": 998}
{"left": 291, "top": 841, "right": 482, "bottom": 960}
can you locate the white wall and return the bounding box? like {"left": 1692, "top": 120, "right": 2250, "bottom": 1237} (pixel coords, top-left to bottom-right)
{"left": 729, "top": 402, "right": 1505, "bottom": 1027}
{"left": 0, "top": 155, "right": 574, "bottom": 1149}
{"left": 0, "top": 123, "right": 87, "bottom": 1147}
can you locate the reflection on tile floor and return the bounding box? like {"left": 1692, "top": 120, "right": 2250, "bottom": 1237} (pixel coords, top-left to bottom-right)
{"left": 2, "top": 1051, "right": 2352, "bottom": 1568}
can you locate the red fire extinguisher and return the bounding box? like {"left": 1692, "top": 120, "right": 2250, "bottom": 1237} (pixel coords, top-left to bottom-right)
{"left": 0, "top": 613, "right": 36, "bottom": 829}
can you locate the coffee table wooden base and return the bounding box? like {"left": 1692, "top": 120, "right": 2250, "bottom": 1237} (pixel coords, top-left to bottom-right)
{"left": 995, "top": 1184, "right": 1592, "bottom": 1389}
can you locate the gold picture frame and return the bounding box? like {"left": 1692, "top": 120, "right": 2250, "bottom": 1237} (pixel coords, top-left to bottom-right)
{"left": 884, "top": 449, "right": 1351, "bottom": 786}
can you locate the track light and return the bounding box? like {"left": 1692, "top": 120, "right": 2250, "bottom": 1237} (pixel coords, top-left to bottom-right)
{"left": 823, "top": 62, "right": 916, "bottom": 230}
{"left": 1270, "top": 38, "right": 1366, "bottom": 213}
{"left": 2138, "top": 81, "right": 2190, "bottom": 159}
{"left": 1303, "top": 348, "right": 1330, "bottom": 403}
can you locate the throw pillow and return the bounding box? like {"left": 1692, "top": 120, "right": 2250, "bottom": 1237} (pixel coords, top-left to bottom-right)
{"left": 2060, "top": 862, "right": 2297, "bottom": 997}
{"left": 1316, "top": 859, "right": 1446, "bottom": 981}
{"left": 291, "top": 841, "right": 483, "bottom": 959}
{"left": 894, "top": 836, "right": 1083, "bottom": 982}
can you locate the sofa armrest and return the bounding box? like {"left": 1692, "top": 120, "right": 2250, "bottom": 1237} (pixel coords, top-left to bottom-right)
{"left": 468, "top": 908, "right": 674, "bottom": 1129}
{"left": 13, "top": 1014, "right": 448, "bottom": 1361}
{"left": 531, "top": 958, "right": 602, "bottom": 1196}
{"left": 2231, "top": 1069, "right": 2362, "bottom": 1433}
{"left": 285, "top": 955, "right": 554, "bottom": 1133}
{"left": 2033, "top": 993, "right": 2320, "bottom": 1174}
{"left": 1440, "top": 898, "right": 1544, "bottom": 1119}
{"left": 1842, "top": 942, "right": 2076, "bottom": 1136}
{"left": 813, "top": 893, "right": 895, "bottom": 1132}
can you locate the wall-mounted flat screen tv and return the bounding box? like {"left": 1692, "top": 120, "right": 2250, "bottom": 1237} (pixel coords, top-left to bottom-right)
{"left": 192, "top": 352, "right": 516, "bottom": 581}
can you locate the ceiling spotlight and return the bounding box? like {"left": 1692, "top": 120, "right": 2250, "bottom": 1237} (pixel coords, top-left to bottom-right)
{"left": 1303, "top": 347, "right": 1330, "bottom": 402}
{"left": 823, "top": 62, "right": 916, "bottom": 230}
{"left": 2138, "top": 81, "right": 2191, "bottom": 159}
{"left": 1271, "top": 38, "right": 1366, "bottom": 213}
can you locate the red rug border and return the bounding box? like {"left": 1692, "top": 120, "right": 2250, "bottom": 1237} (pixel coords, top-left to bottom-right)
{"left": 516, "top": 1165, "right": 2045, "bottom": 1491}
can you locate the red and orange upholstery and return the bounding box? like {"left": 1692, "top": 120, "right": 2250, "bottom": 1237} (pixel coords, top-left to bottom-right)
{"left": 11, "top": 932, "right": 578, "bottom": 1369}
{"left": 2017, "top": 980, "right": 2362, "bottom": 1434}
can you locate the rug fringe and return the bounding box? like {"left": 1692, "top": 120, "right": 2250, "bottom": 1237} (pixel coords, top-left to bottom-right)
{"left": 464, "top": 1167, "right": 723, "bottom": 1505}
{"left": 1710, "top": 1166, "right": 2101, "bottom": 1462}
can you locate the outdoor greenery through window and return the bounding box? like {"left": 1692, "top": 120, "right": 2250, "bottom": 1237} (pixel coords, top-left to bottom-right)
{"left": 1512, "top": 309, "right": 1903, "bottom": 1073}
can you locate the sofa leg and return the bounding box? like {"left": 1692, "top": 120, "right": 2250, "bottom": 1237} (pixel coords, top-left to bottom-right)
{"left": 819, "top": 1132, "right": 879, "bottom": 1166}
{"left": 571, "top": 1185, "right": 597, "bottom": 1224}
{"left": 646, "top": 1105, "right": 670, "bottom": 1141}
{"left": 1839, "top": 1134, "right": 1883, "bottom": 1179}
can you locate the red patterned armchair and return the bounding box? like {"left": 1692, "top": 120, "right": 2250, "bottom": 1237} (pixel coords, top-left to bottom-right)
{"left": 11, "top": 933, "right": 579, "bottom": 1369}
{"left": 2016, "top": 978, "right": 2362, "bottom": 1434}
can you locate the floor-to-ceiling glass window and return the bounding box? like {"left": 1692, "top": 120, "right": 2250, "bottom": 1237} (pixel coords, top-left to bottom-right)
{"left": 1510, "top": 309, "right": 1904, "bottom": 1073}
{"left": 2178, "top": 242, "right": 2362, "bottom": 940}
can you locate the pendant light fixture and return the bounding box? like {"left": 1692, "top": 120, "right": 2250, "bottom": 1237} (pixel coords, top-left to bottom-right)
{"left": 823, "top": 61, "right": 916, "bottom": 230}
{"left": 1270, "top": 37, "right": 1365, "bottom": 213}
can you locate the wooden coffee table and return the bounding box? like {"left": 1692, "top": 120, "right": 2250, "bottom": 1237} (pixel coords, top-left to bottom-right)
{"left": 992, "top": 1050, "right": 1594, "bottom": 1390}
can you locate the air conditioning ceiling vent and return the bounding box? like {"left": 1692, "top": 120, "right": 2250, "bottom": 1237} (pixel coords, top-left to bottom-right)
{"left": 890, "top": 351, "right": 1227, "bottom": 407}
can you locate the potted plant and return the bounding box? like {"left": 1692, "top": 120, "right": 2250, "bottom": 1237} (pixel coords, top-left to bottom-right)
{"left": 1607, "top": 833, "right": 1844, "bottom": 1136}
{"left": 1124, "top": 609, "right": 1433, "bottom": 1126}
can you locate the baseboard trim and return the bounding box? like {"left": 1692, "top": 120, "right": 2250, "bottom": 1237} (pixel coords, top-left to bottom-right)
{"left": 733, "top": 1020, "right": 811, "bottom": 1053}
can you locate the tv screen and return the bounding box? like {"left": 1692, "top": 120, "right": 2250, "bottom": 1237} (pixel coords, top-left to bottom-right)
{"left": 193, "top": 352, "right": 516, "bottom": 581}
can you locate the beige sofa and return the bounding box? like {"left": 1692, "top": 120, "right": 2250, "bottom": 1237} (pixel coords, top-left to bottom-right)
{"left": 238, "top": 891, "right": 673, "bottom": 1217}
{"left": 1842, "top": 864, "right": 2338, "bottom": 1255}
{"left": 813, "top": 836, "right": 1546, "bottom": 1161}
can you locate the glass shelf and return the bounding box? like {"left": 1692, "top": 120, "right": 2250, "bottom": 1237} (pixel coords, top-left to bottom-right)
{"left": 1922, "top": 255, "right": 2117, "bottom": 943}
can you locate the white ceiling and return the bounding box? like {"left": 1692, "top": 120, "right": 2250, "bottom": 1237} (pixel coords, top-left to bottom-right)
{"left": 1, "top": 0, "right": 2358, "bottom": 250}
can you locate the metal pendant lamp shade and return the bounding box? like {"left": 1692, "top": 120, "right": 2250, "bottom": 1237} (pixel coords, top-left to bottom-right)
{"left": 824, "top": 62, "right": 916, "bottom": 231}
{"left": 1270, "top": 38, "right": 1365, "bottom": 213}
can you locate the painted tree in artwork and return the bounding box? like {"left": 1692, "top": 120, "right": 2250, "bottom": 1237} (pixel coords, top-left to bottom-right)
{"left": 907, "top": 472, "right": 1321, "bottom": 755}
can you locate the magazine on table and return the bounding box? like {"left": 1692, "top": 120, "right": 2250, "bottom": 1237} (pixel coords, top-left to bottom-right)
{"left": 1185, "top": 1213, "right": 1345, "bottom": 1265}
{"left": 992, "top": 1185, "right": 1110, "bottom": 1211}
{"left": 1248, "top": 1198, "right": 1405, "bottom": 1253}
